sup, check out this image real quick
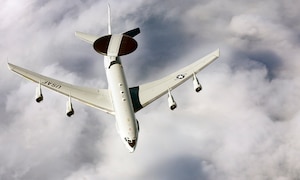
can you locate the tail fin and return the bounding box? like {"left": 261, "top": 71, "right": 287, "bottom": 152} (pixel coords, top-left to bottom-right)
{"left": 75, "top": 5, "right": 140, "bottom": 47}
{"left": 107, "top": 4, "right": 139, "bottom": 37}
{"left": 107, "top": 4, "right": 112, "bottom": 34}
{"left": 75, "top": 4, "right": 112, "bottom": 44}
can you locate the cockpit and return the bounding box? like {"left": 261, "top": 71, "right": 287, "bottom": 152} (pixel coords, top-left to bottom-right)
{"left": 124, "top": 137, "right": 137, "bottom": 148}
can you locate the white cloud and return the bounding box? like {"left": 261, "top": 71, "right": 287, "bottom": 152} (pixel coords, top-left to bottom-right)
{"left": 1, "top": 0, "right": 300, "bottom": 179}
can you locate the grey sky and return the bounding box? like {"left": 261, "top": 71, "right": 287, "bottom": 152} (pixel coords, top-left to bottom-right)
{"left": 1, "top": 0, "right": 300, "bottom": 179}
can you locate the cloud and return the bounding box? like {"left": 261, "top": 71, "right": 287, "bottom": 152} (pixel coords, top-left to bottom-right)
{"left": 1, "top": 0, "right": 300, "bottom": 180}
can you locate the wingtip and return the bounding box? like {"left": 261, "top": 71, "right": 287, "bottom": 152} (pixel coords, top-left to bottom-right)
{"left": 74, "top": 31, "right": 81, "bottom": 38}
{"left": 214, "top": 48, "right": 220, "bottom": 57}
{"left": 7, "top": 62, "right": 13, "bottom": 71}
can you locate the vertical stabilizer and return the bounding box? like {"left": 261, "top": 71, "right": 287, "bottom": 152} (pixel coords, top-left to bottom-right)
{"left": 107, "top": 4, "right": 112, "bottom": 34}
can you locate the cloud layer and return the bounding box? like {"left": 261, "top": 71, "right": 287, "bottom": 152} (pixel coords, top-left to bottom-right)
{"left": 1, "top": 0, "right": 300, "bottom": 179}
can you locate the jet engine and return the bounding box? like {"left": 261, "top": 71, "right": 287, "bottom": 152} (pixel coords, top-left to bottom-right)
{"left": 168, "top": 90, "right": 177, "bottom": 110}
{"left": 193, "top": 73, "right": 202, "bottom": 93}
{"left": 35, "top": 84, "right": 43, "bottom": 103}
{"left": 66, "top": 97, "right": 74, "bottom": 117}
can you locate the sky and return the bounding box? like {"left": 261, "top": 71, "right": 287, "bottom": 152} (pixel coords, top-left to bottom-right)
{"left": 1, "top": 0, "right": 300, "bottom": 179}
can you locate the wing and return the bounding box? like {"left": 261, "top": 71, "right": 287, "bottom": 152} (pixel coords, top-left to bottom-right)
{"left": 8, "top": 63, "right": 114, "bottom": 114}
{"left": 130, "top": 49, "right": 220, "bottom": 112}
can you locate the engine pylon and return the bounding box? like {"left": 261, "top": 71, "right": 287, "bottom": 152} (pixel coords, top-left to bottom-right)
{"left": 35, "top": 83, "right": 43, "bottom": 103}
{"left": 66, "top": 96, "right": 74, "bottom": 117}
{"left": 193, "top": 73, "right": 202, "bottom": 92}
{"left": 168, "top": 89, "right": 177, "bottom": 110}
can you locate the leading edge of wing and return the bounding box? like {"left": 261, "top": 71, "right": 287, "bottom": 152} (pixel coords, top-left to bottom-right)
{"left": 130, "top": 49, "right": 220, "bottom": 112}
{"left": 8, "top": 63, "right": 114, "bottom": 114}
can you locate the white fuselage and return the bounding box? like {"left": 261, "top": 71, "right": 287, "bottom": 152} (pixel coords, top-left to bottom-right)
{"left": 104, "top": 56, "right": 138, "bottom": 152}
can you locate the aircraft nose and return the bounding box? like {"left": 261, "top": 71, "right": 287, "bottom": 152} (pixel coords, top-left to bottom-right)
{"left": 128, "top": 139, "right": 136, "bottom": 148}
{"left": 124, "top": 137, "right": 137, "bottom": 152}
{"left": 126, "top": 139, "right": 137, "bottom": 153}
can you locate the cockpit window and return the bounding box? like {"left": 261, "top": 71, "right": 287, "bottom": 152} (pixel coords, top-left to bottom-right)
{"left": 124, "top": 137, "right": 137, "bottom": 148}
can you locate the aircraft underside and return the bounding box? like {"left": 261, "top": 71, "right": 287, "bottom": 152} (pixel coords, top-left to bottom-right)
{"left": 7, "top": 5, "right": 220, "bottom": 152}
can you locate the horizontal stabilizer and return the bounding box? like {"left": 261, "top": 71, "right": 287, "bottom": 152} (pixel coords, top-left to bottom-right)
{"left": 123, "top": 28, "right": 140, "bottom": 38}
{"left": 75, "top": 31, "right": 99, "bottom": 44}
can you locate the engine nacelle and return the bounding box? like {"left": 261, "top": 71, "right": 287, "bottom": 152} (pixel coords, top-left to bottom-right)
{"left": 35, "top": 84, "right": 43, "bottom": 103}
{"left": 193, "top": 74, "right": 202, "bottom": 93}
{"left": 66, "top": 97, "right": 74, "bottom": 117}
{"left": 168, "top": 90, "right": 177, "bottom": 110}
